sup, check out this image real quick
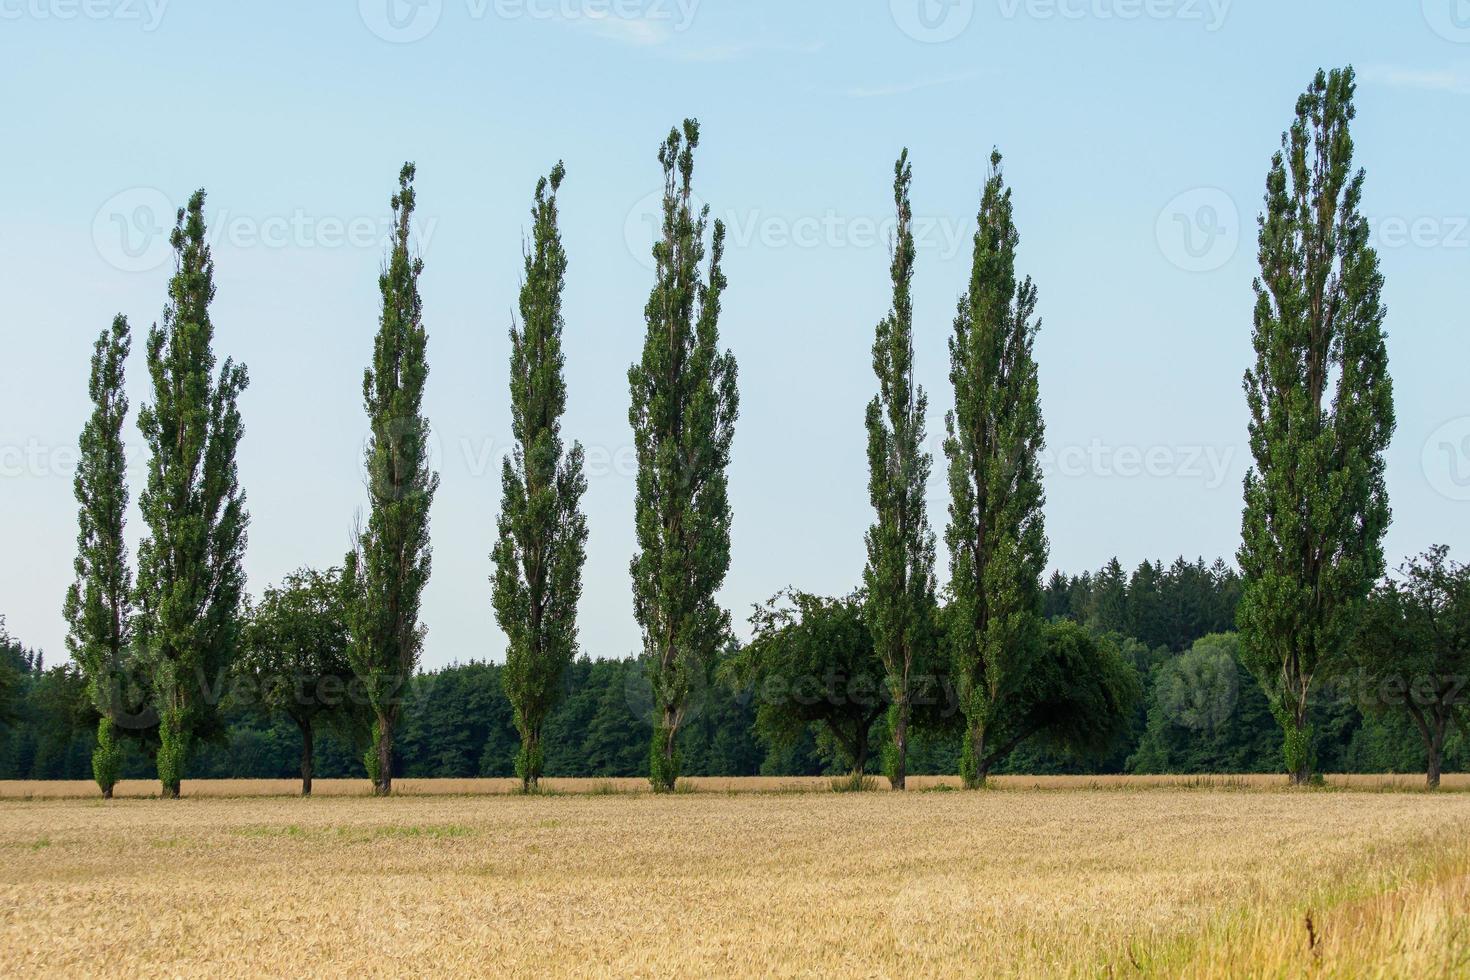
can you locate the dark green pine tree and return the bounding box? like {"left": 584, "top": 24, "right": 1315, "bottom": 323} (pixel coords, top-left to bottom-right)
{"left": 63, "top": 314, "right": 135, "bottom": 798}
{"left": 944, "top": 150, "right": 1049, "bottom": 789}
{"left": 349, "top": 163, "right": 439, "bottom": 797}
{"left": 628, "top": 120, "right": 739, "bottom": 792}
{"left": 863, "top": 150, "right": 937, "bottom": 792}
{"left": 135, "top": 192, "right": 251, "bottom": 799}
{"left": 1238, "top": 66, "right": 1396, "bottom": 786}
{"left": 491, "top": 162, "right": 589, "bottom": 793}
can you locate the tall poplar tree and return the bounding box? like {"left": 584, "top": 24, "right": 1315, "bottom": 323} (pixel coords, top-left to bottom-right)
{"left": 64, "top": 314, "right": 135, "bottom": 798}
{"left": 1238, "top": 66, "right": 1396, "bottom": 786}
{"left": 628, "top": 120, "right": 739, "bottom": 792}
{"left": 491, "top": 162, "right": 589, "bottom": 792}
{"left": 944, "top": 150, "right": 1049, "bottom": 789}
{"left": 135, "top": 192, "right": 251, "bottom": 799}
{"left": 863, "top": 150, "right": 936, "bottom": 791}
{"left": 349, "top": 163, "right": 439, "bottom": 796}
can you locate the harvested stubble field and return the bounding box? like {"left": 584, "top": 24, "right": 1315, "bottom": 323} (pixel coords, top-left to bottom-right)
{"left": 2, "top": 784, "right": 1468, "bottom": 977}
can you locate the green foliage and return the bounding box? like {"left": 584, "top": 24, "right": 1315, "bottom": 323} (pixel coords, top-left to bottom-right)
{"left": 628, "top": 120, "right": 739, "bottom": 792}
{"left": 240, "top": 567, "right": 359, "bottom": 794}
{"left": 863, "top": 150, "right": 937, "bottom": 790}
{"left": 1047, "top": 558, "right": 1241, "bottom": 652}
{"left": 91, "top": 718, "right": 122, "bottom": 793}
{"left": 134, "top": 190, "right": 251, "bottom": 799}
{"left": 3, "top": 611, "right": 1460, "bottom": 785}
{"left": 1129, "top": 634, "right": 1280, "bottom": 774}
{"left": 491, "top": 163, "right": 589, "bottom": 792}
{"left": 943, "top": 150, "right": 1049, "bottom": 788}
{"left": 63, "top": 314, "right": 139, "bottom": 797}
{"left": 982, "top": 620, "right": 1140, "bottom": 771}
{"left": 729, "top": 591, "right": 887, "bottom": 779}
{"left": 1238, "top": 66, "right": 1396, "bottom": 785}
{"left": 0, "top": 617, "right": 22, "bottom": 728}
{"left": 349, "top": 163, "right": 440, "bottom": 796}
{"left": 1353, "top": 547, "right": 1470, "bottom": 788}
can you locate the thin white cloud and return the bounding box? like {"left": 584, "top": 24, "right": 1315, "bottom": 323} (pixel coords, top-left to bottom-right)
{"left": 843, "top": 70, "right": 986, "bottom": 100}
{"left": 670, "top": 39, "right": 827, "bottom": 63}
{"left": 574, "top": 12, "right": 672, "bottom": 47}
{"left": 563, "top": 17, "right": 823, "bottom": 63}
{"left": 1362, "top": 65, "right": 1470, "bottom": 97}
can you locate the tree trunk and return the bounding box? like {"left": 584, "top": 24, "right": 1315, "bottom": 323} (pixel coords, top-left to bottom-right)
{"left": 890, "top": 700, "right": 909, "bottom": 791}
{"left": 102, "top": 786, "right": 113, "bottom": 801}
{"left": 374, "top": 721, "right": 394, "bottom": 797}
{"left": 299, "top": 717, "right": 315, "bottom": 797}
{"left": 652, "top": 706, "right": 679, "bottom": 793}
{"left": 1427, "top": 718, "right": 1446, "bottom": 791}
{"left": 520, "top": 727, "right": 541, "bottom": 794}
{"left": 1285, "top": 700, "right": 1312, "bottom": 787}
{"left": 965, "top": 723, "right": 989, "bottom": 790}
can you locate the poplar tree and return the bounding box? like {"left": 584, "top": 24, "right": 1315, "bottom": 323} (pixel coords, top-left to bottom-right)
{"left": 628, "top": 120, "right": 739, "bottom": 792}
{"left": 64, "top": 314, "right": 135, "bottom": 798}
{"left": 349, "top": 163, "right": 439, "bottom": 796}
{"left": 944, "top": 150, "right": 1049, "bottom": 789}
{"left": 135, "top": 191, "right": 251, "bottom": 799}
{"left": 1238, "top": 66, "right": 1396, "bottom": 786}
{"left": 491, "top": 163, "right": 589, "bottom": 792}
{"left": 863, "top": 150, "right": 936, "bottom": 791}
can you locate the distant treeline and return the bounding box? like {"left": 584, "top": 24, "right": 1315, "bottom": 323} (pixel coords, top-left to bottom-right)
{"left": 3, "top": 556, "right": 1455, "bottom": 783}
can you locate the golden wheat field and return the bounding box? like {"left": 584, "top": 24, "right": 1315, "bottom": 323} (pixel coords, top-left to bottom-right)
{"left": 4, "top": 772, "right": 1468, "bottom": 799}
{"left": 1, "top": 785, "right": 1468, "bottom": 977}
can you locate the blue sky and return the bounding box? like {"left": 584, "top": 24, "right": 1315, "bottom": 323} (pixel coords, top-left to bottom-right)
{"left": 2, "top": 1, "right": 1468, "bottom": 668}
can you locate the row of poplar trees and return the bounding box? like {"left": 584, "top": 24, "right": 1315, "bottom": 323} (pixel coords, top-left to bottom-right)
{"left": 63, "top": 64, "right": 1393, "bottom": 796}
{"left": 860, "top": 65, "right": 1398, "bottom": 789}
